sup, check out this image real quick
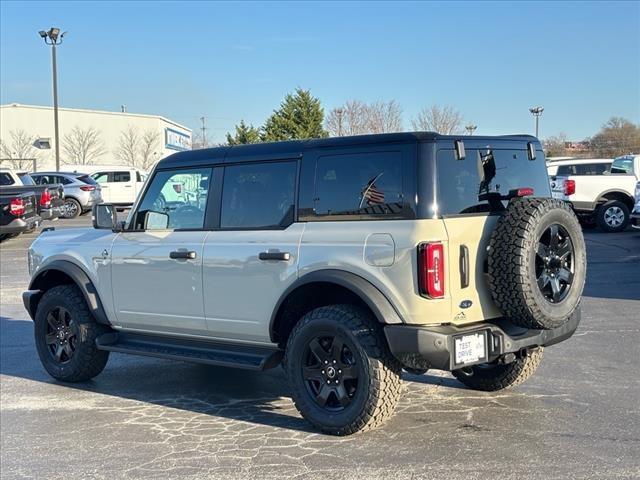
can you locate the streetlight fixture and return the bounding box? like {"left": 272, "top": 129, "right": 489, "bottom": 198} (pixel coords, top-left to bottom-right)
{"left": 39, "top": 27, "right": 67, "bottom": 171}
{"left": 529, "top": 106, "right": 544, "bottom": 138}
{"left": 465, "top": 124, "right": 477, "bottom": 135}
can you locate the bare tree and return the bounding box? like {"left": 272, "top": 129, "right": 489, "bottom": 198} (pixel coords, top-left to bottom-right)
{"left": 589, "top": 117, "right": 640, "bottom": 157}
{"left": 115, "top": 126, "right": 141, "bottom": 167}
{"left": 62, "top": 126, "right": 107, "bottom": 165}
{"left": 139, "top": 130, "right": 162, "bottom": 170}
{"left": 191, "top": 129, "right": 213, "bottom": 150}
{"left": 412, "top": 105, "right": 464, "bottom": 134}
{"left": 0, "top": 129, "right": 39, "bottom": 170}
{"left": 543, "top": 133, "right": 570, "bottom": 157}
{"left": 367, "top": 100, "right": 403, "bottom": 134}
{"left": 326, "top": 100, "right": 403, "bottom": 137}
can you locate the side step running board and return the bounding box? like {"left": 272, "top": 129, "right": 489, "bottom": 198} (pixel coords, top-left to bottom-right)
{"left": 96, "top": 332, "right": 283, "bottom": 371}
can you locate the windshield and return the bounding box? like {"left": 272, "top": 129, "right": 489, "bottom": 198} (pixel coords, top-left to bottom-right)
{"left": 17, "top": 173, "right": 36, "bottom": 185}
{"left": 610, "top": 157, "right": 634, "bottom": 174}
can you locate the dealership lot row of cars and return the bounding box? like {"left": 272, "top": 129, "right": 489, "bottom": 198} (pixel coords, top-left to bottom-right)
{"left": 0, "top": 166, "right": 146, "bottom": 242}
{"left": 1, "top": 153, "right": 640, "bottom": 243}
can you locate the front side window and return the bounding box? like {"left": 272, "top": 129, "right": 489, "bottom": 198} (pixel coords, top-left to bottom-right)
{"left": 221, "top": 161, "right": 296, "bottom": 229}
{"left": 134, "top": 168, "right": 211, "bottom": 230}
{"left": 313, "top": 152, "right": 404, "bottom": 218}
{"left": 92, "top": 172, "right": 109, "bottom": 183}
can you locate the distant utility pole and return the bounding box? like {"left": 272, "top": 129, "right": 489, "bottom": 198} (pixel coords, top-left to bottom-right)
{"left": 336, "top": 108, "right": 344, "bottom": 137}
{"left": 529, "top": 106, "right": 544, "bottom": 138}
{"left": 465, "top": 124, "right": 477, "bottom": 135}
{"left": 39, "top": 27, "right": 66, "bottom": 172}
{"left": 200, "top": 116, "right": 207, "bottom": 148}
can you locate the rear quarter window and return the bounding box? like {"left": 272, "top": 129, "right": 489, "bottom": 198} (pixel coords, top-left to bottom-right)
{"left": 0, "top": 172, "right": 14, "bottom": 185}
{"left": 437, "top": 148, "right": 551, "bottom": 215}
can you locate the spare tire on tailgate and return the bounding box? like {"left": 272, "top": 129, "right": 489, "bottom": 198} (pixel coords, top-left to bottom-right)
{"left": 488, "top": 197, "right": 586, "bottom": 330}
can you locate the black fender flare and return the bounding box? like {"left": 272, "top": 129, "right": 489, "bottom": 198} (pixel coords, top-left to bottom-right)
{"left": 24, "top": 260, "right": 110, "bottom": 325}
{"left": 269, "top": 269, "right": 404, "bottom": 342}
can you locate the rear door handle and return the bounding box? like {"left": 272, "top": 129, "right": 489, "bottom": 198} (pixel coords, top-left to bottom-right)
{"left": 170, "top": 250, "right": 197, "bottom": 260}
{"left": 259, "top": 251, "right": 290, "bottom": 261}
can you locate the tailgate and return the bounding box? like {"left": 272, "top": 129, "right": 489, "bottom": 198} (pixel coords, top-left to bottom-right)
{"left": 550, "top": 175, "right": 567, "bottom": 200}
{"left": 442, "top": 216, "right": 502, "bottom": 325}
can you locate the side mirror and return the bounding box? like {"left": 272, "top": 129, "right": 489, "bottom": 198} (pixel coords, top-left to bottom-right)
{"left": 144, "top": 210, "right": 170, "bottom": 230}
{"left": 92, "top": 204, "right": 117, "bottom": 230}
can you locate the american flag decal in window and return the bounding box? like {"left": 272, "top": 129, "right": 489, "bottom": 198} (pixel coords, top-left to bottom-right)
{"left": 361, "top": 172, "right": 385, "bottom": 206}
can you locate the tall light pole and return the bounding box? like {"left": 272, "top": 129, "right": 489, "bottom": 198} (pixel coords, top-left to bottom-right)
{"left": 39, "top": 27, "right": 66, "bottom": 172}
{"left": 335, "top": 108, "right": 344, "bottom": 137}
{"left": 465, "top": 124, "right": 477, "bottom": 136}
{"left": 200, "top": 116, "right": 207, "bottom": 148}
{"left": 529, "top": 106, "right": 544, "bottom": 138}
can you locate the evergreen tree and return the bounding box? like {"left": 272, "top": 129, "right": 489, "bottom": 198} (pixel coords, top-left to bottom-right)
{"left": 226, "top": 120, "right": 261, "bottom": 145}
{"left": 262, "top": 88, "right": 328, "bottom": 141}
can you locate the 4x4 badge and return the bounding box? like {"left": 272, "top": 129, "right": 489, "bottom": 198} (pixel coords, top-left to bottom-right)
{"left": 459, "top": 300, "right": 473, "bottom": 309}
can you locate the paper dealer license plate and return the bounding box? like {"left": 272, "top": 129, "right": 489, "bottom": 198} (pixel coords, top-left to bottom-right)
{"left": 454, "top": 332, "right": 487, "bottom": 365}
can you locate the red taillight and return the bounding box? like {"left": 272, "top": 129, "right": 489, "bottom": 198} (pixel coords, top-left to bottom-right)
{"left": 10, "top": 198, "right": 25, "bottom": 216}
{"left": 515, "top": 187, "right": 534, "bottom": 197}
{"left": 173, "top": 184, "right": 182, "bottom": 194}
{"left": 40, "top": 189, "right": 52, "bottom": 207}
{"left": 418, "top": 242, "right": 445, "bottom": 298}
{"left": 80, "top": 185, "right": 96, "bottom": 192}
{"left": 563, "top": 179, "right": 576, "bottom": 196}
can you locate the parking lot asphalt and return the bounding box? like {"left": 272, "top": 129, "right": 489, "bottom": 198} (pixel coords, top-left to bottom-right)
{"left": 1, "top": 217, "right": 639, "bottom": 480}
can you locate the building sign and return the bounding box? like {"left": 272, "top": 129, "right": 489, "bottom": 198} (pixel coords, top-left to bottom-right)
{"left": 165, "top": 128, "right": 191, "bottom": 151}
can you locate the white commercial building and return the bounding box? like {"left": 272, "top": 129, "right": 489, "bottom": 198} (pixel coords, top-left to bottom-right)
{"left": 0, "top": 103, "right": 192, "bottom": 172}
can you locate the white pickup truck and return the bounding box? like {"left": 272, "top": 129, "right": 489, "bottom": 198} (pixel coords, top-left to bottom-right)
{"left": 551, "top": 155, "right": 639, "bottom": 232}
{"left": 89, "top": 168, "right": 147, "bottom": 207}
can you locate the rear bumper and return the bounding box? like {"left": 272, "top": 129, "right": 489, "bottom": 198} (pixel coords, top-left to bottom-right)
{"left": 40, "top": 206, "right": 63, "bottom": 221}
{"left": 384, "top": 309, "right": 581, "bottom": 371}
{"left": 0, "top": 215, "right": 41, "bottom": 234}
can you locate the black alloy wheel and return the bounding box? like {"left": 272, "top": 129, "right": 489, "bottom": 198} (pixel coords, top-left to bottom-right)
{"left": 535, "top": 223, "right": 575, "bottom": 303}
{"left": 302, "top": 334, "right": 359, "bottom": 411}
{"left": 44, "top": 306, "right": 78, "bottom": 364}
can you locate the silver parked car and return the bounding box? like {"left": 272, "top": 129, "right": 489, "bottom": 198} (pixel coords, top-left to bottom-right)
{"left": 31, "top": 172, "right": 103, "bottom": 218}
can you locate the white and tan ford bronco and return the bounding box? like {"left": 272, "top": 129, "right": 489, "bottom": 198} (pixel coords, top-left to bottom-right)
{"left": 24, "top": 132, "right": 586, "bottom": 435}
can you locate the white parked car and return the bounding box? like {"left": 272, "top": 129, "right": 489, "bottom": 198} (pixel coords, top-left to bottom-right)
{"left": 90, "top": 168, "right": 147, "bottom": 207}
{"left": 632, "top": 180, "right": 640, "bottom": 228}
{"left": 550, "top": 155, "right": 639, "bottom": 232}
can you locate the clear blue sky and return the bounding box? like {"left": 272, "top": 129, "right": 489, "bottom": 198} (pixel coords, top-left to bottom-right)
{"left": 1, "top": 1, "right": 638, "bottom": 143}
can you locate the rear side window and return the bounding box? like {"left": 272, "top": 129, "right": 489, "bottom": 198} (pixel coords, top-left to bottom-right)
{"left": 557, "top": 163, "right": 610, "bottom": 176}
{"left": 0, "top": 172, "right": 13, "bottom": 185}
{"left": 221, "top": 161, "right": 296, "bottom": 229}
{"left": 76, "top": 175, "right": 97, "bottom": 185}
{"left": 313, "top": 152, "right": 404, "bottom": 218}
{"left": 113, "top": 171, "right": 131, "bottom": 182}
{"left": 437, "top": 148, "right": 551, "bottom": 215}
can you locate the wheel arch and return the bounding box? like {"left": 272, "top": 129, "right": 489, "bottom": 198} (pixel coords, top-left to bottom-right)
{"left": 596, "top": 190, "right": 634, "bottom": 210}
{"left": 269, "top": 269, "right": 403, "bottom": 346}
{"left": 25, "top": 260, "right": 110, "bottom": 325}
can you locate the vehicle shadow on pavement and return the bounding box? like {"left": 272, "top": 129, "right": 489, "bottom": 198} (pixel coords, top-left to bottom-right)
{"left": 0, "top": 316, "right": 318, "bottom": 434}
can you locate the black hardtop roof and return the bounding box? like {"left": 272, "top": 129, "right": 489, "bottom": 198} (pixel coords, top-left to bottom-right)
{"left": 157, "top": 131, "right": 539, "bottom": 169}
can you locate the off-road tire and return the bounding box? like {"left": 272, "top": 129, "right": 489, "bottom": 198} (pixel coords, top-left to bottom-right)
{"left": 284, "top": 304, "right": 402, "bottom": 435}
{"left": 488, "top": 197, "right": 586, "bottom": 330}
{"left": 34, "top": 284, "right": 110, "bottom": 382}
{"left": 596, "top": 200, "right": 630, "bottom": 233}
{"left": 62, "top": 198, "right": 82, "bottom": 219}
{"left": 452, "top": 347, "right": 544, "bottom": 391}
